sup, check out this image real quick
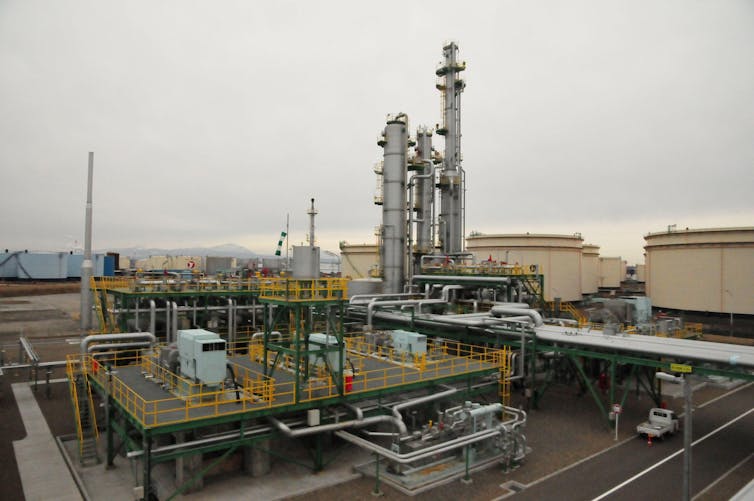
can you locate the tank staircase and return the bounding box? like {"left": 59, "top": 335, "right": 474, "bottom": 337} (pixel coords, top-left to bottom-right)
{"left": 548, "top": 301, "right": 587, "bottom": 326}
{"left": 67, "top": 360, "right": 100, "bottom": 465}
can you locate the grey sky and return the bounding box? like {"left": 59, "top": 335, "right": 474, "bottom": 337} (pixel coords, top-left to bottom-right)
{"left": 1, "top": 0, "right": 752, "bottom": 264}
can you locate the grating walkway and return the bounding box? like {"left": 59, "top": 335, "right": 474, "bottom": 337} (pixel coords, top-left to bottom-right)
{"left": 12, "top": 383, "right": 82, "bottom": 501}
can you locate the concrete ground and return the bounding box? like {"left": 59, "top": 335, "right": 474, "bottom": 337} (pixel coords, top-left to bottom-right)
{"left": 1, "top": 292, "right": 752, "bottom": 500}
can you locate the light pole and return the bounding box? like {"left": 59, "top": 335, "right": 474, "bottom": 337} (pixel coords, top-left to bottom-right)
{"left": 656, "top": 371, "right": 692, "bottom": 501}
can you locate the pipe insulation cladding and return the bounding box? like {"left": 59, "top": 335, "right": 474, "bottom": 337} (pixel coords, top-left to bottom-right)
{"left": 380, "top": 114, "right": 409, "bottom": 294}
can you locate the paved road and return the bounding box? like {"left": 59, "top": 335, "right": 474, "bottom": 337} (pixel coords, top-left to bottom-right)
{"left": 511, "top": 383, "right": 754, "bottom": 500}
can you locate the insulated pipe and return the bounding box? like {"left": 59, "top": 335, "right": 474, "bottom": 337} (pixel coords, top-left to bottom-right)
{"left": 268, "top": 414, "right": 408, "bottom": 438}
{"left": 367, "top": 299, "right": 424, "bottom": 330}
{"left": 336, "top": 427, "right": 500, "bottom": 464}
{"left": 135, "top": 301, "right": 140, "bottom": 332}
{"left": 441, "top": 284, "right": 464, "bottom": 302}
{"left": 350, "top": 293, "right": 421, "bottom": 305}
{"left": 227, "top": 299, "right": 234, "bottom": 345}
{"left": 411, "top": 275, "right": 511, "bottom": 285}
{"left": 391, "top": 386, "right": 457, "bottom": 422}
{"left": 149, "top": 300, "right": 156, "bottom": 337}
{"left": 81, "top": 332, "right": 156, "bottom": 357}
{"left": 490, "top": 306, "right": 543, "bottom": 327}
{"left": 165, "top": 301, "right": 171, "bottom": 343}
{"left": 127, "top": 423, "right": 275, "bottom": 458}
{"left": 88, "top": 342, "right": 151, "bottom": 353}
{"left": 172, "top": 301, "right": 178, "bottom": 342}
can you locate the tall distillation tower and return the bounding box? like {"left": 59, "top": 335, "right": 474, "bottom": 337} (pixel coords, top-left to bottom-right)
{"left": 376, "top": 114, "right": 409, "bottom": 294}
{"left": 436, "top": 42, "right": 466, "bottom": 255}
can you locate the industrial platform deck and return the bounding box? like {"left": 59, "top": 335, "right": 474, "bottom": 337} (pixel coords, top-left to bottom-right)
{"left": 75, "top": 338, "right": 505, "bottom": 431}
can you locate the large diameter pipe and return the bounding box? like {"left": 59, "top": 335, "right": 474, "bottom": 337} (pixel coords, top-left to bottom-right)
{"left": 392, "top": 386, "right": 457, "bottom": 421}
{"left": 490, "top": 306, "right": 543, "bottom": 327}
{"left": 80, "top": 152, "right": 94, "bottom": 332}
{"left": 149, "top": 300, "right": 156, "bottom": 337}
{"left": 172, "top": 301, "right": 178, "bottom": 342}
{"left": 88, "top": 342, "right": 151, "bottom": 353}
{"left": 411, "top": 275, "right": 510, "bottom": 285}
{"left": 81, "top": 332, "right": 156, "bottom": 357}
{"left": 268, "top": 414, "right": 407, "bottom": 438}
{"left": 336, "top": 427, "right": 500, "bottom": 465}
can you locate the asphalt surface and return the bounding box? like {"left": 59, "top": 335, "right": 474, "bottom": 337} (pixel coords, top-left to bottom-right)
{"left": 511, "top": 383, "right": 754, "bottom": 500}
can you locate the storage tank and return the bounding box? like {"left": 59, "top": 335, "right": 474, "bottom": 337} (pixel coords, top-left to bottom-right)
{"left": 581, "top": 244, "right": 600, "bottom": 295}
{"left": 205, "top": 256, "right": 237, "bottom": 276}
{"left": 466, "top": 233, "right": 584, "bottom": 302}
{"left": 599, "top": 257, "right": 624, "bottom": 288}
{"left": 635, "top": 264, "right": 646, "bottom": 282}
{"left": 292, "top": 245, "right": 320, "bottom": 278}
{"left": 340, "top": 243, "right": 379, "bottom": 279}
{"left": 645, "top": 227, "right": 754, "bottom": 314}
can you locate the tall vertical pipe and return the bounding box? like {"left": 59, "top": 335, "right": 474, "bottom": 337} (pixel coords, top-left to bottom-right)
{"left": 307, "top": 198, "right": 317, "bottom": 247}
{"left": 379, "top": 114, "right": 408, "bottom": 294}
{"left": 80, "top": 152, "right": 94, "bottom": 332}
{"left": 436, "top": 42, "right": 465, "bottom": 254}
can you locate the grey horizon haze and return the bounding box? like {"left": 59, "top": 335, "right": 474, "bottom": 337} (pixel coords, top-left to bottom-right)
{"left": 1, "top": 0, "right": 752, "bottom": 265}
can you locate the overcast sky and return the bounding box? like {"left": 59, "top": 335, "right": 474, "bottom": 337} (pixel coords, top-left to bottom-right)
{"left": 1, "top": 0, "right": 752, "bottom": 264}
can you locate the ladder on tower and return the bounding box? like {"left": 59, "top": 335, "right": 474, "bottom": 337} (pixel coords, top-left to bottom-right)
{"left": 67, "top": 359, "right": 100, "bottom": 465}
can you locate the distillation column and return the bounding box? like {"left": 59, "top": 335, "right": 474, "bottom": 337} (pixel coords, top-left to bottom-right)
{"left": 378, "top": 114, "right": 409, "bottom": 294}
{"left": 436, "top": 42, "right": 466, "bottom": 255}
{"left": 414, "top": 127, "right": 434, "bottom": 268}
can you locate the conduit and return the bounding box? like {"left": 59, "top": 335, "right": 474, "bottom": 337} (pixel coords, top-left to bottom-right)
{"left": 268, "top": 414, "right": 408, "bottom": 438}
{"left": 80, "top": 332, "right": 156, "bottom": 357}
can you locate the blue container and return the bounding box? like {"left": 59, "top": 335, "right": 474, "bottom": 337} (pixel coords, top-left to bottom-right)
{"left": 17, "top": 252, "right": 68, "bottom": 279}
{"left": 103, "top": 255, "right": 115, "bottom": 277}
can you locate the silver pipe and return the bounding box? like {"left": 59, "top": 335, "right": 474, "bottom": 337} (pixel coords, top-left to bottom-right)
{"left": 81, "top": 332, "right": 156, "bottom": 357}
{"left": 149, "top": 300, "right": 156, "bottom": 337}
{"left": 411, "top": 275, "right": 511, "bottom": 285}
{"left": 80, "top": 152, "right": 94, "bottom": 332}
{"left": 490, "top": 306, "right": 543, "bottom": 327}
{"left": 88, "top": 342, "right": 151, "bottom": 353}
{"left": 172, "top": 301, "right": 178, "bottom": 341}
{"left": 165, "top": 301, "right": 171, "bottom": 343}
{"left": 367, "top": 299, "right": 423, "bottom": 330}
{"left": 268, "top": 414, "right": 407, "bottom": 438}
{"left": 127, "top": 424, "right": 274, "bottom": 458}
{"left": 336, "top": 427, "right": 500, "bottom": 464}
{"left": 134, "top": 300, "right": 140, "bottom": 332}
{"left": 192, "top": 298, "right": 197, "bottom": 327}
{"left": 350, "top": 293, "right": 420, "bottom": 305}
{"left": 391, "top": 386, "right": 457, "bottom": 422}
{"left": 227, "top": 298, "right": 234, "bottom": 344}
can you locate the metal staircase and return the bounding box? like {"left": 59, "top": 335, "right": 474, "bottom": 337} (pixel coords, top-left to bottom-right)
{"left": 67, "top": 360, "right": 100, "bottom": 465}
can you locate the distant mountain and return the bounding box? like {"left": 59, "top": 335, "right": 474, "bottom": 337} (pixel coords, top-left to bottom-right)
{"left": 107, "top": 243, "right": 259, "bottom": 259}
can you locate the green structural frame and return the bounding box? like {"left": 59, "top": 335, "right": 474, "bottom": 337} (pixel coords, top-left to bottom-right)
{"left": 365, "top": 314, "right": 754, "bottom": 429}
{"left": 85, "top": 290, "right": 502, "bottom": 501}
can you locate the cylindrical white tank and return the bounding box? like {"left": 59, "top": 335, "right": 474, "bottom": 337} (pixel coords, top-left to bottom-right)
{"left": 340, "top": 243, "right": 379, "bottom": 279}
{"left": 599, "top": 257, "right": 624, "bottom": 288}
{"left": 581, "top": 244, "right": 600, "bottom": 294}
{"left": 645, "top": 227, "right": 754, "bottom": 314}
{"left": 380, "top": 115, "right": 408, "bottom": 294}
{"left": 466, "top": 233, "right": 584, "bottom": 301}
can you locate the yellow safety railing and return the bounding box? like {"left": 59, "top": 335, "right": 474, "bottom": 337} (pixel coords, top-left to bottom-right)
{"left": 66, "top": 357, "right": 99, "bottom": 457}
{"left": 69, "top": 336, "right": 507, "bottom": 428}
{"left": 258, "top": 277, "right": 348, "bottom": 302}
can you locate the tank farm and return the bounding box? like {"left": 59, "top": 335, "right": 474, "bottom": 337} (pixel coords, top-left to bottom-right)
{"left": 65, "top": 43, "right": 754, "bottom": 499}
